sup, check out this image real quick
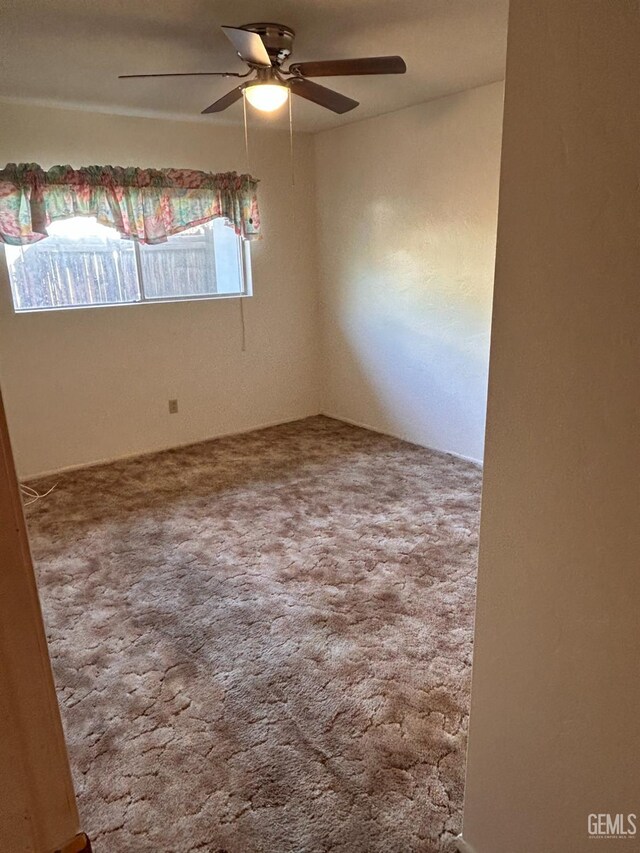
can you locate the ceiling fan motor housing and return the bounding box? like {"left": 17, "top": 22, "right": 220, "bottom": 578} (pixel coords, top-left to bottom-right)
{"left": 240, "top": 23, "right": 295, "bottom": 66}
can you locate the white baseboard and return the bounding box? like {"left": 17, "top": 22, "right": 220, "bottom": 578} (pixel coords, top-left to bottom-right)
{"left": 454, "top": 837, "right": 477, "bottom": 853}
{"left": 21, "top": 413, "right": 321, "bottom": 482}
{"left": 23, "top": 411, "right": 483, "bottom": 482}
{"left": 320, "top": 411, "right": 483, "bottom": 467}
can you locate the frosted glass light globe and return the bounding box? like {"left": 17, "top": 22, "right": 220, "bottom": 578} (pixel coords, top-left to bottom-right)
{"left": 244, "top": 84, "right": 288, "bottom": 112}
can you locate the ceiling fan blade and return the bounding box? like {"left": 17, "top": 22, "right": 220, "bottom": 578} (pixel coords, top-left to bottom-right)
{"left": 289, "top": 55, "right": 406, "bottom": 78}
{"left": 201, "top": 85, "right": 245, "bottom": 114}
{"left": 221, "top": 26, "right": 271, "bottom": 67}
{"left": 288, "top": 78, "right": 358, "bottom": 114}
{"left": 119, "top": 71, "right": 246, "bottom": 79}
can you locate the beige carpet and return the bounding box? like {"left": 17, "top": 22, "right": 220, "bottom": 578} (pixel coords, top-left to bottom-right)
{"left": 26, "top": 416, "right": 482, "bottom": 853}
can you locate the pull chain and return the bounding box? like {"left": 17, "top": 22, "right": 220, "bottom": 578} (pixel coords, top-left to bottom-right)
{"left": 243, "top": 90, "right": 250, "bottom": 171}
{"left": 288, "top": 88, "right": 297, "bottom": 240}
{"left": 240, "top": 90, "right": 249, "bottom": 354}
{"left": 288, "top": 88, "right": 295, "bottom": 187}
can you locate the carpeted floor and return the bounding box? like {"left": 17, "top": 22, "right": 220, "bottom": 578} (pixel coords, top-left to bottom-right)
{"left": 26, "top": 416, "right": 482, "bottom": 853}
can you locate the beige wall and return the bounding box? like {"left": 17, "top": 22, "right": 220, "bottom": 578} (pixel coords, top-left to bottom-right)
{"left": 463, "top": 2, "right": 640, "bottom": 851}
{"left": 0, "top": 102, "right": 320, "bottom": 479}
{"left": 313, "top": 82, "right": 503, "bottom": 462}
{"left": 0, "top": 87, "right": 503, "bottom": 476}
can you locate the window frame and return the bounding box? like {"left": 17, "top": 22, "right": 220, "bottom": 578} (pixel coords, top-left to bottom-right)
{"left": 3, "top": 218, "right": 253, "bottom": 314}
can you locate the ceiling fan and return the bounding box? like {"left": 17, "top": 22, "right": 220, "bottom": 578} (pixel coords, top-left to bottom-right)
{"left": 119, "top": 22, "right": 407, "bottom": 115}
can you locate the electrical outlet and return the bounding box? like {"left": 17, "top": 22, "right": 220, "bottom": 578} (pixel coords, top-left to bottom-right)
{"left": 168, "top": 399, "right": 178, "bottom": 414}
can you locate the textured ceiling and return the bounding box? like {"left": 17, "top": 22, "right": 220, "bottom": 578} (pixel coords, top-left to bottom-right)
{"left": 0, "top": 0, "right": 508, "bottom": 132}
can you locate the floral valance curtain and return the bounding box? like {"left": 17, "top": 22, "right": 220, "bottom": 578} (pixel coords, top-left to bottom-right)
{"left": 0, "top": 163, "right": 261, "bottom": 245}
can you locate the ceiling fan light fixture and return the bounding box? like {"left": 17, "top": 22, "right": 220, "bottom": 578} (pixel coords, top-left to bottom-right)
{"left": 244, "top": 82, "right": 288, "bottom": 112}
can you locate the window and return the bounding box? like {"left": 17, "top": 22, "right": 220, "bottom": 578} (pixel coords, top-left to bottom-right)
{"left": 5, "top": 216, "right": 251, "bottom": 312}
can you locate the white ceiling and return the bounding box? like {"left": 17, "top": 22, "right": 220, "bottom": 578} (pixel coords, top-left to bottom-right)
{"left": 0, "top": 0, "right": 508, "bottom": 133}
